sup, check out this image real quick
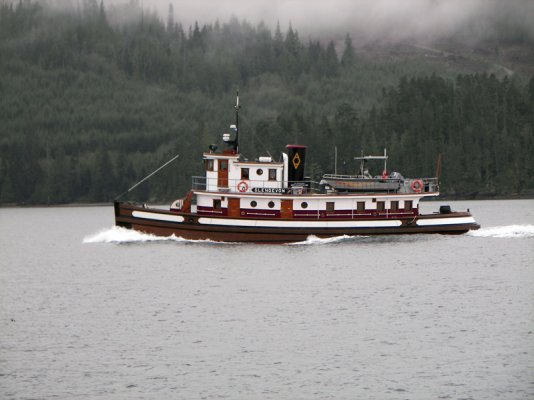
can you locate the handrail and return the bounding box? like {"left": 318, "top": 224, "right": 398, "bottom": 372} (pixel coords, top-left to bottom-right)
{"left": 191, "top": 176, "right": 322, "bottom": 194}
{"left": 323, "top": 174, "right": 438, "bottom": 183}
{"left": 191, "top": 176, "right": 439, "bottom": 194}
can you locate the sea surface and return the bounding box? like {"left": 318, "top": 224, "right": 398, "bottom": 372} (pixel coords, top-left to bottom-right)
{"left": 1, "top": 199, "right": 533, "bottom": 400}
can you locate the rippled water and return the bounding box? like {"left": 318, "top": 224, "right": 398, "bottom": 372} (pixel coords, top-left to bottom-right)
{"left": 1, "top": 200, "right": 533, "bottom": 399}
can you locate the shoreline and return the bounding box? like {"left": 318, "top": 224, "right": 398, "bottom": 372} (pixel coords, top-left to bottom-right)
{"left": 1, "top": 194, "right": 533, "bottom": 208}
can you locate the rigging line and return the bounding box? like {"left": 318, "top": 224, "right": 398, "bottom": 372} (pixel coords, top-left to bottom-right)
{"left": 115, "top": 153, "right": 180, "bottom": 200}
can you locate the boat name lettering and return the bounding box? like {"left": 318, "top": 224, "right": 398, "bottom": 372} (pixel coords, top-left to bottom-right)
{"left": 251, "top": 187, "right": 288, "bottom": 194}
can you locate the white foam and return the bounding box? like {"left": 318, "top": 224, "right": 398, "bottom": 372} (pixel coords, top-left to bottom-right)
{"left": 82, "top": 226, "right": 220, "bottom": 244}
{"left": 83, "top": 226, "right": 171, "bottom": 243}
{"left": 467, "top": 224, "right": 534, "bottom": 239}
{"left": 289, "top": 234, "right": 359, "bottom": 246}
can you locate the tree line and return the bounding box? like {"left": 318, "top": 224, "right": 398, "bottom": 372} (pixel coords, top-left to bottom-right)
{"left": 0, "top": 0, "right": 533, "bottom": 204}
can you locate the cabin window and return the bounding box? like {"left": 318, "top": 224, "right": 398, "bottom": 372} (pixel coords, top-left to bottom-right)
{"left": 213, "top": 199, "right": 221, "bottom": 210}
{"left": 256, "top": 168, "right": 263, "bottom": 176}
{"left": 268, "top": 201, "right": 275, "bottom": 208}
{"left": 219, "top": 160, "right": 228, "bottom": 171}
{"left": 405, "top": 200, "right": 413, "bottom": 211}
{"left": 301, "top": 202, "right": 308, "bottom": 209}
{"left": 269, "top": 169, "right": 277, "bottom": 181}
{"left": 326, "top": 202, "right": 335, "bottom": 212}
{"left": 390, "top": 201, "right": 399, "bottom": 211}
{"left": 377, "top": 201, "right": 385, "bottom": 212}
{"left": 357, "top": 201, "right": 365, "bottom": 212}
{"left": 250, "top": 200, "right": 257, "bottom": 208}
{"left": 204, "top": 159, "right": 214, "bottom": 171}
{"left": 241, "top": 168, "right": 249, "bottom": 179}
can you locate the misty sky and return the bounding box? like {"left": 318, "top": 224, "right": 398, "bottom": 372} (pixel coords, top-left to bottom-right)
{"left": 40, "top": 0, "right": 533, "bottom": 42}
{"left": 136, "top": 0, "right": 532, "bottom": 40}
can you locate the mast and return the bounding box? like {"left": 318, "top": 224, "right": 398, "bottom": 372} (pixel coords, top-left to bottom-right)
{"left": 222, "top": 90, "right": 241, "bottom": 153}
{"left": 435, "top": 153, "right": 442, "bottom": 180}
{"left": 234, "top": 89, "right": 240, "bottom": 153}
{"left": 334, "top": 146, "right": 338, "bottom": 175}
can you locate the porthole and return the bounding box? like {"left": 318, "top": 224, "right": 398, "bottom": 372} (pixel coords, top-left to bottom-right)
{"left": 250, "top": 200, "right": 257, "bottom": 208}
{"left": 301, "top": 202, "right": 308, "bottom": 209}
{"left": 268, "top": 201, "right": 275, "bottom": 208}
{"left": 256, "top": 168, "right": 263, "bottom": 175}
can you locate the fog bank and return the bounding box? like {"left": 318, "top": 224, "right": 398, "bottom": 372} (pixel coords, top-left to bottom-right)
{"left": 38, "top": 0, "right": 534, "bottom": 42}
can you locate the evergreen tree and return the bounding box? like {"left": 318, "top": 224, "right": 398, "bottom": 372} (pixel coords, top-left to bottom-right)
{"left": 0, "top": 1, "right": 532, "bottom": 204}
{"left": 341, "top": 33, "right": 355, "bottom": 67}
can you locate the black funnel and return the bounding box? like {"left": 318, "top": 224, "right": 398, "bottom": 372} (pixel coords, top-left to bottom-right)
{"left": 286, "top": 144, "right": 307, "bottom": 183}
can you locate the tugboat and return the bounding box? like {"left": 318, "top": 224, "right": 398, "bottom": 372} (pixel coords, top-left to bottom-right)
{"left": 114, "top": 94, "right": 480, "bottom": 243}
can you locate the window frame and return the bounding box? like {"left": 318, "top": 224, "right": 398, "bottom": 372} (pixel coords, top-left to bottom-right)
{"left": 377, "top": 201, "right": 385, "bottom": 212}
{"left": 204, "top": 159, "right": 214, "bottom": 171}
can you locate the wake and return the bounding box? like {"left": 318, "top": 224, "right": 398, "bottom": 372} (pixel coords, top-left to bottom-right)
{"left": 467, "top": 224, "right": 534, "bottom": 239}
{"left": 83, "top": 228, "right": 362, "bottom": 246}
{"left": 83, "top": 224, "right": 534, "bottom": 245}
{"left": 82, "top": 226, "right": 219, "bottom": 244}
{"left": 289, "top": 235, "right": 362, "bottom": 246}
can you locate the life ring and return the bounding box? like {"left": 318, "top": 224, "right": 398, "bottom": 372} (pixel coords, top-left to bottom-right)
{"left": 411, "top": 180, "right": 423, "bottom": 193}
{"left": 237, "top": 181, "right": 248, "bottom": 192}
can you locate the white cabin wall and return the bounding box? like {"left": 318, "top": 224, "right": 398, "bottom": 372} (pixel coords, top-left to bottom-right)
{"left": 195, "top": 192, "right": 421, "bottom": 212}
{"left": 206, "top": 170, "right": 218, "bottom": 191}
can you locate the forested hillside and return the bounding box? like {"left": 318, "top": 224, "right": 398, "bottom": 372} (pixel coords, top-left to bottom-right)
{"left": 1, "top": 1, "right": 533, "bottom": 204}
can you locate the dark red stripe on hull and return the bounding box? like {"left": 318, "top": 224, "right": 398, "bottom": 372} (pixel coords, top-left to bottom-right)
{"left": 114, "top": 202, "right": 479, "bottom": 243}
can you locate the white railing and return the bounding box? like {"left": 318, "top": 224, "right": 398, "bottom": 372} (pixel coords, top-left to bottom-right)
{"left": 191, "top": 176, "right": 321, "bottom": 194}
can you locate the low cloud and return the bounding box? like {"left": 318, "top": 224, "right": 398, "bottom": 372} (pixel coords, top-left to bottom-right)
{"left": 40, "top": 0, "right": 534, "bottom": 42}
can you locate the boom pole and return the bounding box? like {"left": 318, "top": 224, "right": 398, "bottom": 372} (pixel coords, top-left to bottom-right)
{"left": 115, "top": 153, "right": 180, "bottom": 200}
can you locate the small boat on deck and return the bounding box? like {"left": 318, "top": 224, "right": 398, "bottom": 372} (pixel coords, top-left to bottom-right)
{"left": 114, "top": 94, "right": 480, "bottom": 243}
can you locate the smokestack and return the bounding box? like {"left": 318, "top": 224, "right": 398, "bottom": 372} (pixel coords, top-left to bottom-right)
{"left": 286, "top": 144, "right": 307, "bottom": 183}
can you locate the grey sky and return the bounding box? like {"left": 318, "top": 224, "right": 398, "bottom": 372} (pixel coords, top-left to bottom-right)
{"left": 42, "top": 0, "right": 534, "bottom": 41}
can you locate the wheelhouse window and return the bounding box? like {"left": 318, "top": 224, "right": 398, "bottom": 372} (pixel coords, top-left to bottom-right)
{"left": 219, "top": 160, "right": 228, "bottom": 171}
{"left": 241, "top": 168, "right": 249, "bottom": 180}
{"left": 268, "top": 169, "right": 277, "bottom": 181}
{"left": 377, "top": 201, "right": 385, "bottom": 212}
{"left": 390, "top": 201, "right": 399, "bottom": 211}
{"left": 213, "top": 199, "right": 221, "bottom": 210}
{"left": 204, "top": 159, "right": 214, "bottom": 171}
{"left": 405, "top": 200, "right": 413, "bottom": 211}
{"left": 326, "top": 202, "right": 335, "bottom": 212}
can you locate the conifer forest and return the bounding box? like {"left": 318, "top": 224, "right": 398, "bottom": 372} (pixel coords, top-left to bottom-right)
{"left": 1, "top": 0, "right": 533, "bottom": 204}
